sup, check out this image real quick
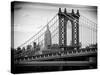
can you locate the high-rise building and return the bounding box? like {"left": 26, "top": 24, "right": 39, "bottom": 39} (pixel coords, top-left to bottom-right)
{"left": 33, "top": 42, "right": 36, "bottom": 50}
{"left": 44, "top": 24, "right": 52, "bottom": 49}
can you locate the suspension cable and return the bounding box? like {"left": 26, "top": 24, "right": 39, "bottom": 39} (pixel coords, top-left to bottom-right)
{"left": 63, "top": 13, "right": 97, "bottom": 47}
{"left": 18, "top": 14, "right": 58, "bottom": 48}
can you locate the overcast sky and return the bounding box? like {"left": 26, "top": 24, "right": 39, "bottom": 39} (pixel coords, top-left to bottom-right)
{"left": 11, "top": 2, "right": 97, "bottom": 48}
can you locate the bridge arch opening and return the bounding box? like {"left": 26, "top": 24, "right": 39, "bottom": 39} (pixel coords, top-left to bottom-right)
{"left": 66, "top": 20, "right": 72, "bottom": 46}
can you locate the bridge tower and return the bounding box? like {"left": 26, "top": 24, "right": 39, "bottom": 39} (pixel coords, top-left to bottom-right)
{"left": 58, "top": 8, "right": 80, "bottom": 50}
{"left": 58, "top": 8, "right": 67, "bottom": 50}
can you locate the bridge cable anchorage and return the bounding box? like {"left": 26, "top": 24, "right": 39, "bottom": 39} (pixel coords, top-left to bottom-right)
{"left": 18, "top": 14, "right": 58, "bottom": 48}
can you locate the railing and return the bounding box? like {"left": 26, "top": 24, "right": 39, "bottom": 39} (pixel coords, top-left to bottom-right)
{"left": 15, "top": 47, "right": 97, "bottom": 62}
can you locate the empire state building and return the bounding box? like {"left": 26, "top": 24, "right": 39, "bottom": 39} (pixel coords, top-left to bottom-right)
{"left": 44, "top": 24, "right": 52, "bottom": 49}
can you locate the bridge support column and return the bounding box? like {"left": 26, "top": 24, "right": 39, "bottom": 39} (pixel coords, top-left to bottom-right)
{"left": 71, "top": 9, "right": 80, "bottom": 50}
{"left": 58, "top": 8, "right": 67, "bottom": 51}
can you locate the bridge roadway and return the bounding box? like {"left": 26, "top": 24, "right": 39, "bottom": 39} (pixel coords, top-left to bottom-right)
{"left": 15, "top": 47, "right": 97, "bottom": 61}
{"left": 14, "top": 60, "right": 97, "bottom": 73}
{"left": 15, "top": 60, "right": 96, "bottom": 66}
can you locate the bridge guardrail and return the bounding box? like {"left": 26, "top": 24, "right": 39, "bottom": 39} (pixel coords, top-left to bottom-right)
{"left": 15, "top": 47, "right": 97, "bottom": 62}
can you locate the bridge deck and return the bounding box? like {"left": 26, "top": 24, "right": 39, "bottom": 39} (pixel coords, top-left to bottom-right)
{"left": 15, "top": 61, "right": 96, "bottom": 66}
{"left": 15, "top": 49, "right": 97, "bottom": 61}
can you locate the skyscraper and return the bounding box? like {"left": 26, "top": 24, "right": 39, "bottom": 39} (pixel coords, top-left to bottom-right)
{"left": 44, "top": 24, "right": 52, "bottom": 49}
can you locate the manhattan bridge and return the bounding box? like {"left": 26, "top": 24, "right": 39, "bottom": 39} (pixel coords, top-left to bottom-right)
{"left": 13, "top": 8, "right": 97, "bottom": 69}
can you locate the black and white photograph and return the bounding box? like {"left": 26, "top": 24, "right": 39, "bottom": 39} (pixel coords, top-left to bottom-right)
{"left": 11, "top": 1, "right": 97, "bottom": 74}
